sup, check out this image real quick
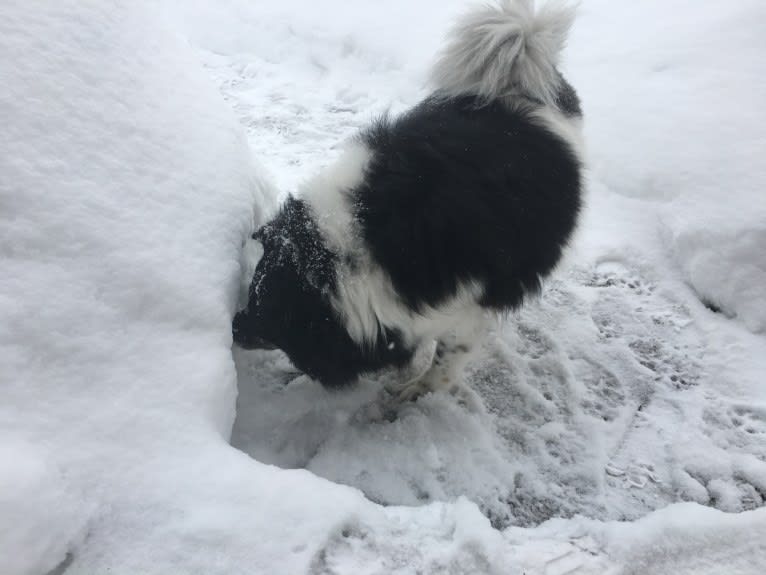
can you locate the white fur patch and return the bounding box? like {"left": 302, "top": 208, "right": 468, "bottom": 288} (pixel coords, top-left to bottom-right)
{"left": 532, "top": 105, "right": 585, "bottom": 163}
{"left": 333, "top": 255, "right": 487, "bottom": 349}
{"left": 303, "top": 142, "right": 371, "bottom": 255}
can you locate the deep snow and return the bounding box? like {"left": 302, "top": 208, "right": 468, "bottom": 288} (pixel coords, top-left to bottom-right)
{"left": 1, "top": 1, "right": 765, "bottom": 574}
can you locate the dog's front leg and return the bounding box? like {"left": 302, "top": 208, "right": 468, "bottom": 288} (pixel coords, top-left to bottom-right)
{"left": 395, "top": 338, "right": 473, "bottom": 401}
{"left": 389, "top": 314, "right": 489, "bottom": 408}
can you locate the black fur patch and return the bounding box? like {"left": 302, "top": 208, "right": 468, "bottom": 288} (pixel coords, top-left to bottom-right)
{"left": 233, "top": 197, "right": 414, "bottom": 387}
{"left": 354, "top": 95, "right": 582, "bottom": 312}
{"left": 555, "top": 72, "right": 582, "bottom": 117}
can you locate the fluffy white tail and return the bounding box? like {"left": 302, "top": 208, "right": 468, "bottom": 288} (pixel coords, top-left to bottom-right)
{"left": 431, "top": 0, "right": 577, "bottom": 105}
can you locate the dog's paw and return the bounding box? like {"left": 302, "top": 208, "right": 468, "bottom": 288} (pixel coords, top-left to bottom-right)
{"left": 447, "top": 381, "right": 485, "bottom": 413}
{"left": 382, "top": 370, "right": 439, "bottom": 402}
{"left": 396, "top": 379, "right": 437, "bottom": 403}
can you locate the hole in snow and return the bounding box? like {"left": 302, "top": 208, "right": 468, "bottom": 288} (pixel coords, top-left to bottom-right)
{"left": 701, "top": 297, "right": 723, "bottom": 314}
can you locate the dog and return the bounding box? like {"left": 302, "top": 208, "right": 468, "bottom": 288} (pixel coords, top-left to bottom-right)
{"left": 233, "top": 0, "right": 583, "bottom": 400}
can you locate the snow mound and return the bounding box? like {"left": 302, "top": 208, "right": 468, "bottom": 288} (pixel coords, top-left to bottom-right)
{"left": 0, "top": 441, "right": 86, "bottom": 575}
{"left": 570, "top": 0, "right": 766, "bottom": 333}
{"left": 600, "top": 503, "right": 766, "bottom": 575}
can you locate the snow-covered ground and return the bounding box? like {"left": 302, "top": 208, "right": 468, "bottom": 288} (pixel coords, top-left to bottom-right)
{"left": 2, "top": 1, "right": 765, "bottom": 574}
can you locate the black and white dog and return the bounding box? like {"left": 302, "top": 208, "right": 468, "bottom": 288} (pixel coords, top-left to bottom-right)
{"left": 233, "top": 0, "right": 583, "bottom": 400}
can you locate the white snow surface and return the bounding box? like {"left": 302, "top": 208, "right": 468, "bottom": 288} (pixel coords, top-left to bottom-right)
{"left": 1, "top": 1, "right": 765, "bottom": 574}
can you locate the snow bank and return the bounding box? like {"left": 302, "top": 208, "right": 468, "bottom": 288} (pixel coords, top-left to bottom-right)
{"left": 505, "top": 503, "right": 766, "bottom": 575}
{"left": 569, "top": 0, "right": 766, "bottom": 332}
{"left": 0, "top": 441, "right": 86, "bottom": 575}
{"left": 0, "top": 1, "right": 361, "bottom": 573}
{"left": 602, "top": 503, "right": 766, "bottom": 575}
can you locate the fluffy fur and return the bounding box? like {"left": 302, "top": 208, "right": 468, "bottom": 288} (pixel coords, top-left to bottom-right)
{"left": 233, "top": 0, "right": 583, "bottom": 396}
{"left": 431, "top": 0, "right": 577, "bottom": 107}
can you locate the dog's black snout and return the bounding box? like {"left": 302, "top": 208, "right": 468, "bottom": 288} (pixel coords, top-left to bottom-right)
{"left": 232, "top": 310, "right": 276, "bottom": 350}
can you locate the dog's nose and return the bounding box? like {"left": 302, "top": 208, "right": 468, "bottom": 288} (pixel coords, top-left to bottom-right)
{"left": 232, "top": 310, "right": 246, "bottom": 343}
{"left": 232, "top": 311, "right": 277, "bottom": 350}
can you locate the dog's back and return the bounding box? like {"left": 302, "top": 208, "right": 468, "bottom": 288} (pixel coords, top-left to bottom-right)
{"left": 351, "top": 0, "right": 583, "bottom": 316}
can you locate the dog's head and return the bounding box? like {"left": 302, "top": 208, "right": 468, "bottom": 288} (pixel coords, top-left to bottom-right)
{"left": 233, "top": 196, "right": 412, "bottom": 387}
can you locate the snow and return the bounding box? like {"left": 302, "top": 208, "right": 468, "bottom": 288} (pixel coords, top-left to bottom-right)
{"left": 0, "top": 441, "right": 87, "bottom": 575}
{"left": 1, "top": 0, "right": 765, "bottom": 574}
{"left": 570, "top": 0, "right": 766, "bottom": 334}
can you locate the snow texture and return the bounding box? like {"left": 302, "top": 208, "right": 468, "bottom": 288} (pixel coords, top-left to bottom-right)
{"left": 1, "top": 0, "right": 765, "bottom": 574}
